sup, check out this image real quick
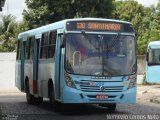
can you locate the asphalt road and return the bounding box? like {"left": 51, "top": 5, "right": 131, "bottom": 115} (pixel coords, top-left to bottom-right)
{"left": 0, "top": 94, "right": 160, "bottom": 120}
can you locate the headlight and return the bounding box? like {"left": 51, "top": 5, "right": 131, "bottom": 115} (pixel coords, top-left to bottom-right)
{"left": 65, "top": 74, "right": 76, "bottom": 88}
{"left": 128, "top": 77, "right": 136, "bottom": 89}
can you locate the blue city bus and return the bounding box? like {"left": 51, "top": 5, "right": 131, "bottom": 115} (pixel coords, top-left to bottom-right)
{"left": 146, "top": 41, "right": 160, "bottom": 83}
{"left": 15, "top": 18, "right": 137, "bottom": 111}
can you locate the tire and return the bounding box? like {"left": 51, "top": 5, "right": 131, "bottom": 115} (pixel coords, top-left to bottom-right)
{"left": 26, "top": 81, "right": 35, "bottom": 104}
{"left": 49, "top": 85, "right": 61, "bottom": 112}
{"left": 107, "top": 103, "right": 116, "bottom": 111}
{"left": 35, "top": 97, "right": 43, "bottom": 104}
{"left": 99, "top": 103, "right": 117, "bottom": 111}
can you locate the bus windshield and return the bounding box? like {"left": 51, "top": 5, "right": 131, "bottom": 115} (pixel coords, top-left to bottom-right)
{"left": 65, "top": 33, "right": 136, "bottom": 76}
{"left": 148, "top": 48, "right": 160, "bottom": 65}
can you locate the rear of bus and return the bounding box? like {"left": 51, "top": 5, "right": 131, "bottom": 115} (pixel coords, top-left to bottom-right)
{"left": 60, "top": 18, "right": 137, "bottom": 109}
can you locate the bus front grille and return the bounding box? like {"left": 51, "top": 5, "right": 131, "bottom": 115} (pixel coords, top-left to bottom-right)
{"left": 80, "top": 86, "right": 123, "bottom": 92}
{"left": 77, "top": 81, "right": 124, "bottom": 92}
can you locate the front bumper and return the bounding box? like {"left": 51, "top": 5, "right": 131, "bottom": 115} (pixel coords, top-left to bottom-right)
{"left": 61, "top": 86, "right": 137, "bottom": 104}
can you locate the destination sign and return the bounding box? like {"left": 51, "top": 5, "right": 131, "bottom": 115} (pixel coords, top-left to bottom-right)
{"left": 76, "top": 22, "right": 121, "bottom": 31}
{"left": 66, "top": 21, "right": 134, "bottom": 32}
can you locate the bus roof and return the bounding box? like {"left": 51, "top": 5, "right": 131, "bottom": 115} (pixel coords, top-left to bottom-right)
{"left": 18, "top": 18, "right": 132, "bottom": 40}
{"left": 148, "top": 41, "right": 160, "bottom": 46}
{"left": 148, "top": 40, "right": 160, "bottom": 49}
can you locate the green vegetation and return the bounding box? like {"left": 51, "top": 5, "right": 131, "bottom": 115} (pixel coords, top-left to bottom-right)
{"left": 112, "top": 0, "right": 160, "bottom": 55}
{"left": 23, "top": 0, "right": 113, "bottom": 29}
{"left": 0, "top": 0, "right": 160, "bottom": 53}
{"left": 0, "top": 14, "right": 17, "bottom": 52}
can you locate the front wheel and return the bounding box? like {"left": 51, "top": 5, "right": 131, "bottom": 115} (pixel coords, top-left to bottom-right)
{"left": 99, "top": 103, "right": 117, "bottom": 111}
{"left": 49, "top": 86, "right": 61, "bottom": 112}
{"left": 26, "top": 81, "right": 35, "bottom": 104}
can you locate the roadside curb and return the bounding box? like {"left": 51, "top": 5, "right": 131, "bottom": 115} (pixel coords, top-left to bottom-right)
{"left": 0, "top": 92, "right": 25, "bottom": 96}
{"left": 0, "top": 87, "right": 24, "bottom": 96}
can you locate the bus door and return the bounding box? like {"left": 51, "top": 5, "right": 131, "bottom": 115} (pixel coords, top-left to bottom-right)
{"left": 32, "top": 35, "right": 41, "bottom": 95}
{"left": 54, "top": 32, "right": 63, "bottom": 100}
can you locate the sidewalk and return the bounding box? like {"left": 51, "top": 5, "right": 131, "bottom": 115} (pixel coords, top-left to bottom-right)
{"left": 0, "top": 87, "right": 25, "bottom": 96}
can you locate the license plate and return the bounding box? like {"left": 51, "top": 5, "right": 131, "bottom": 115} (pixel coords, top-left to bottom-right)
{"left": 96, "top": 94, "right": 108, "bottom": 99}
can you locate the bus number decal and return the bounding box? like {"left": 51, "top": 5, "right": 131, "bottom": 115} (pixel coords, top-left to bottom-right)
{"left": 90, "top": 82, "right": 104, "bottom": 86}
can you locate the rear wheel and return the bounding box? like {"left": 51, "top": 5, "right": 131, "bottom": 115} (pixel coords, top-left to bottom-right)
{"left": 99, "top": 103, "right": 117, "bottom": 111}
{"left": 35, "top": 97, "right": 43, "bottom": 104}
{"left": 26, "top": 81, "right": 35, "bottom": 104}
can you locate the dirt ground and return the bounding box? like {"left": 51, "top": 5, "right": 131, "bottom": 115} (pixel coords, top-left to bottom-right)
{"left": 137, "top": 85, "right": 160, "bottom": 104}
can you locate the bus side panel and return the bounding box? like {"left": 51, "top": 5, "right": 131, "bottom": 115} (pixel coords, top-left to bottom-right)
{"left": 15, "top": 61, "right": 21, "bottom": 90}
{"left": 38, "top": 60, "right": 54, "bottom": 98}
{"left": 146, "top": 65, "right": 160, "bottom": 83}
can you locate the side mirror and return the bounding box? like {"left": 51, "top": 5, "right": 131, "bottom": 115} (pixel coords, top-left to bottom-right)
{"left": 60, "top": 34, "right": 66, "bottom": 48}
{"left": 135, "top": 32, "right": 138, "bottom": 39}
{"left": 146, "top": 52, "right": 149, "bottom": 62}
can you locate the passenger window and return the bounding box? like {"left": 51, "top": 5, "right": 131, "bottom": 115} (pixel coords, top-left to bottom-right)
{"left": 25, "top": 39, "right": 30, "bottom": 60}
{"left": 40, "top": 32, "right": 49, "bottom": 59}
{"left": 23, "top": 41, "right": 26, "bottom": 60}
{"left": 41, "top": 33, "right": 48, "bottom": 45}
{"left": 16, "top": 40, "right": 21, "bottom": 60}
{"left": 29, "top": 37, "right": 34, "bottom": 59}
{"left": 25, "top": 36, "right": 35, "bottom": 60}
{"left": 48, "top": 31, "right": 57, "bottom": 58}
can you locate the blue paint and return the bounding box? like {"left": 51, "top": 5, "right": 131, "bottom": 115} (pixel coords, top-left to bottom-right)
{"left": 146, "top": 66, "right": 160, "bottom": 83}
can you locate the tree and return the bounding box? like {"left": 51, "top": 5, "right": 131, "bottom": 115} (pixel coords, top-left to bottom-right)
{"left": 112, "top": 0, "right": 145, "bottom": 36}
{"left": 113, "top": 0, "right": 160, "bottom": 55}
{"left": 23, "top": 0, "right": 113, "bottom": 29}
{"left": 0, "top": 14, "right": 17, "bottom": 52}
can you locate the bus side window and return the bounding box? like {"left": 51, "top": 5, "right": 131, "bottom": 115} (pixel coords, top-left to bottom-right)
{"left": 16, "top": 40, "right": 21, "bottom": 60}
{"left": 25, "top": 39, "right": 30, "bottom": 60}
{"left": 29, "top": 37, "right": 34, "bottom": 60}
{"left": 48, "top": 31, "right": 57, "bottom": 58}
{"left": 25, "top": 36, "right": 34, "bottom": 60}
{"left": 23, "top": 41, "right": 26, "bottom": 60}
{"left": 40, "top": 32, "right": 49, "bottom": 59}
